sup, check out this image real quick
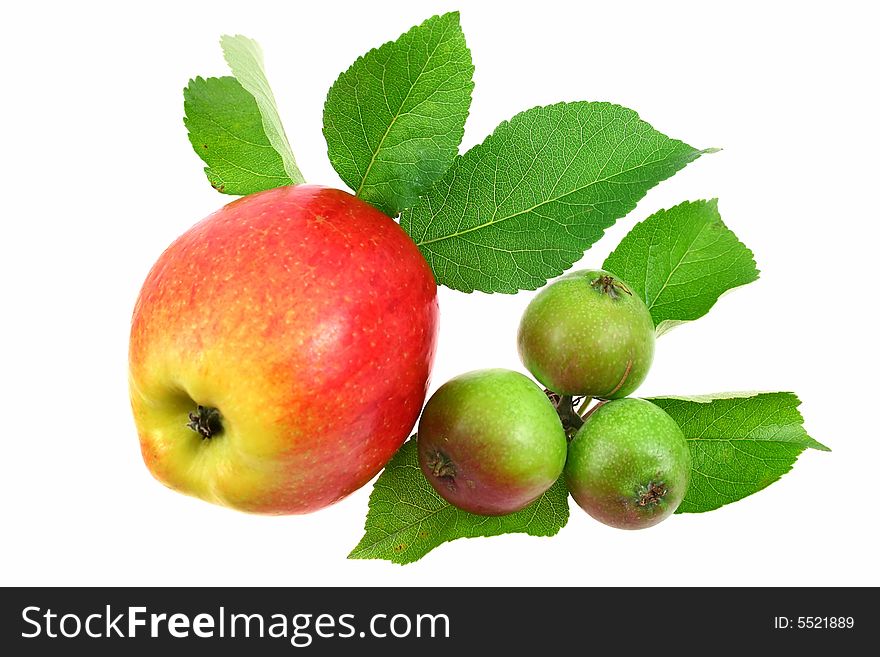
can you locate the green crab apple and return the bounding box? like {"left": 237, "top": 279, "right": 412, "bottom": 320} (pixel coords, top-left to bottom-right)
{"left": 517, "top": 269, "right": 655, "bottom": 399}
{"left": 417, "top": 369, "right": 567, "bottom": 515}
{"left": 565, "top": 398, "right": 691, "bottom": 529}
{"left": 129, "top": 185, "right": 438, "bottom": 514}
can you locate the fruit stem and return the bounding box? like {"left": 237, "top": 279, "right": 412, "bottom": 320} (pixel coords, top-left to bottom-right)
{"left": 545, "top": 391, "right": 585, "bottom": 440}
{"left": 187, "top": 405, "right": 223, "bottom": 440}
{"left": 581, "top": 400, "right": 608, "bottom": 422}
{"left": 575, "top": 396, "right": 593, "bottom": 418}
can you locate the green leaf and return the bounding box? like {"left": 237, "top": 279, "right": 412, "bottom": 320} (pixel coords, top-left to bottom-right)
{"left": 649, "top": 393, "right": 829, "bottom": 514}
{"left": 400, "top": 102, "right": 711, "bottom": 293}
{"left": 183, "top": 76, "right": 295, "bottom": 194}
{"left": 323, "top": 12, "right": 474, "bottom": 217}
{"left": 220, "top": 35, "right": 304, "bottom": 185}
{"left": 604, "top": 199, "right": 759, "bottom": 335}
{"left": 350, "top": 437, "right": 569, "bottom": 565}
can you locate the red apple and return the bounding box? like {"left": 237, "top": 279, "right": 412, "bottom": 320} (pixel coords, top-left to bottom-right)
{"left": 129, "top": 185, "right": 438, "bottom": 514}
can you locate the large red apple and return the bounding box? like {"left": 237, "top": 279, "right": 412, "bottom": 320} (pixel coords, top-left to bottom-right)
{"left": 129, "top": 185, "right": 438, "bottom": 514}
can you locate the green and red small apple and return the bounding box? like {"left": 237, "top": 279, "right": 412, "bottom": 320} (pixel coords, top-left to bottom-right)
{"left": 417, "top": 369, "right": 567, "bottom": 515}
{"left": 565, "top": 398, "right": 691, "bottom": 529}
{"left": 129, "top": 185, "right": 438, "bottom": 514}
{"left": 518, "top": 269, "right": 655, "bottom": 399}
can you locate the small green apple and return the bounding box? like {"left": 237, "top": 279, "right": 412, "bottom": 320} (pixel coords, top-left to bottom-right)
{"left": 565, "top": 398, "right": 691, "bottom": 529}
{"left": 417, "top": 369, "right": 567, "bottom": 515}
{"left": 517, "top": 269, "right": 655, "bottom": 398}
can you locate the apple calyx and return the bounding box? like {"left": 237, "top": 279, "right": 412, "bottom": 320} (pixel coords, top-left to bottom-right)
{"left": 637, "top": 481, "right": 668, "bottom": 508}
{"left": 186, "top": 405, "right": 223, "bottom": 440}
{"left": 425, "top": 450, "right": 456, "bottom": 487}
{"left": 590, "top": 274, "right": 632, "bottom": 300}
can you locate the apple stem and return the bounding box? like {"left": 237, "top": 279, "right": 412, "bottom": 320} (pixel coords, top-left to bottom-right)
{"left": 546, "top": 391, "right": 586, "bottom": 440}
{"left": 580, "top": 399, "right": 608, "bottom": 422}
{"left": 186, "top": 405, "right": 223, "bottom": 440}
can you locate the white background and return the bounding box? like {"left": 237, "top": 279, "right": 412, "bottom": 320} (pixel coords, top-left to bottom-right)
{"left": 3, "top": 0, "right": 878, "bottom": 587}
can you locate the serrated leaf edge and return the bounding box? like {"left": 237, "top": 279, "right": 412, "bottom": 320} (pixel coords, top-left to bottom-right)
{"left": 182, "top": 75, "right": 294, "bottom": 194}
{"left": 322, "top": 11, "right": 473, "bottom": 216}
{"left": 404, "top": 102, "right": 711, "bottom": 294}
{"left": 613, "top": 198, "right": 761, "bottom": 336}
{"left": 220, "top": 34, "right": 305, "bottom": 185}
{"left": 349, "top": 440, "right": 570, "bottom": 565}
{"left": 648, "top": 392, "right": 829, "bottom": 450}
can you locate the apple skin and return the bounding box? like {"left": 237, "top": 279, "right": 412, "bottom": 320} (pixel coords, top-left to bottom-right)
{"left": 565, "top": 399, "right": 690, "bottom": 529}
{"left": 517, "top": 269, "right": 655, "bottom": 399}
{"left": 417, "top": 369, "right": 567, "bottom": 515}
{"left": 129, "top": 185, "right": 438, "bottom": 514}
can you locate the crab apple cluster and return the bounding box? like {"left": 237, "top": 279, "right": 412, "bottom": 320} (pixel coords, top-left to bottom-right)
{"left": 418, "top": 269, "right": 691, "bottom": 529}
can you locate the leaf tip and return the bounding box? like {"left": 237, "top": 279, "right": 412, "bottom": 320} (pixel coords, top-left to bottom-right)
{"left": 220, "top": 34, "right": 264, "bottom": 71}
{"left": 219, "top": 33, "right": 255, "bottom": 48}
